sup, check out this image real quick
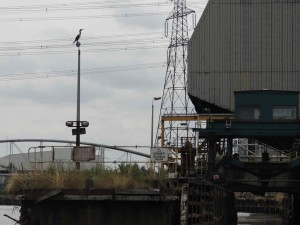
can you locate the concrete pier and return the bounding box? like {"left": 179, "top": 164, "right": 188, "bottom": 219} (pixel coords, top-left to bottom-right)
{"left": 18, "top": 189, "right": 180, "bottom": 225}
{"left": 182, "top": 180, "right": 237, "bottom": 225}
{"left": 17, "top": 180, "right": 240, "bottom": 225}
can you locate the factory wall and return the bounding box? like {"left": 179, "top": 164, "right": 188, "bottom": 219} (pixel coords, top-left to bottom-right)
{"left": 188, "top": 0, "right": 300, "bottom": 112}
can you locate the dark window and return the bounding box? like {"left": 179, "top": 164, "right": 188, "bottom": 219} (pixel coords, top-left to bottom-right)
{"left": 236, "top": 106, "right": 260, "bottom": 121}
{"left": 273, "top": 106, "right": 297, "bottom": 120}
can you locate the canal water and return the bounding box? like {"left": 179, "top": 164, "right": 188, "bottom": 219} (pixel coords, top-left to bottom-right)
{"left": 0, "top": 205, "right": 20, "bottom": 225}
{"left": 238, "top": 212, "right": 286, "bottom": 225}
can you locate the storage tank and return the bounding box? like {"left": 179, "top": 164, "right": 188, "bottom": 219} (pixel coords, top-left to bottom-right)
{"left": 188, "top": 0, "right": 300, "bottom": 113}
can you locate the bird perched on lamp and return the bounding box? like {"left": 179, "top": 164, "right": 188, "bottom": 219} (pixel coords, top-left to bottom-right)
{"left": 73, "top": 29, "right": 83, "bottom": 44}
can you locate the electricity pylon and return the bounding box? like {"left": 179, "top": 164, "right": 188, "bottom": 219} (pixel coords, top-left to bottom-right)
{"left": 155, "top": 0, "right": 195, "bottom": 148}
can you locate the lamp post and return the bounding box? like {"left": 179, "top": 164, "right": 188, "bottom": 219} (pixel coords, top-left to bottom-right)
{"left": 66, "top": 40, "right": 89, "bottom": 171}
{"left": 76, "top": 41, "right": 81, "bottom": 147}
{"left": 66, "top": 120, "right": 89, "bottom": 170}
{"left": 151, "top": 97, "right": 161, "bottom": 148}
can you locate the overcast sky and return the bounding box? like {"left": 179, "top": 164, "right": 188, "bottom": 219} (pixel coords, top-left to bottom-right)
{"left": 0, "top": 0, "right": 208, "bottom": 159}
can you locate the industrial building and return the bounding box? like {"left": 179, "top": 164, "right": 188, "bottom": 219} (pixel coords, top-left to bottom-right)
{"left": 188, "top": 0, "right": 300, "bottom": 113}
{"left": 178, "top": 1, "right": 300, "bottom": 223}
{"left": 12, "top": 1, "right": 300, "bottom": 224}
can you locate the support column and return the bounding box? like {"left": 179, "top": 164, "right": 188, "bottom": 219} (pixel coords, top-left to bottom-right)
{"left": 225, "top": 192, "right": 237, "bottom": 225}
{"left": 227, "top": 138, "right": 233, "bottom": 157}
{"left": 292, "top": 194, "right": 300, "bottom": 224}
{"left": 207, "top": 133, "right": 215, "bottom": 178}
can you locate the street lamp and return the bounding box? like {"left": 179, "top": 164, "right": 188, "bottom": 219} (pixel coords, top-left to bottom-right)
{"left": 151, "top": 97, "right": 161, "bottom": 148}
{"left": 66, "top": 120, "right": 89, "bottom": 133}
{"left": 76, "top": 40, "right": 81, "bottom": 147}
{"left": 66, "top": 36, "right": 89, "bottom": 170}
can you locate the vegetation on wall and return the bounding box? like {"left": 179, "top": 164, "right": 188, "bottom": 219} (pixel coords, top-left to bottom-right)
{"left": 6, "top": 163, "right": 164, "bottom": 194}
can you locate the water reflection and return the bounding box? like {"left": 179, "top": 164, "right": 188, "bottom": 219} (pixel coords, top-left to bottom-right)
{"left": 238, "top": 212, "right": 284, "bottom": 225}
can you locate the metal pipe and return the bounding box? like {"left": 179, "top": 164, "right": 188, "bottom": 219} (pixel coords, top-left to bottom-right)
{"left": 0, "top": 139, "right": 151, "bottom": 158}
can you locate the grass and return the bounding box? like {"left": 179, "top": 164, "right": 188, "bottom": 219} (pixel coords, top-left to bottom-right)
{"left": 6, "top": 163, "right": 165, "bottom": 195}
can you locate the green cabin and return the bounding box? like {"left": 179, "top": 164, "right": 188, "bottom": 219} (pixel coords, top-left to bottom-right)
{"left": 195, "top": 90, "right": 300, "bottom": 151}
{"left": 235, "top": 91, "right": 299, "bottom": 122}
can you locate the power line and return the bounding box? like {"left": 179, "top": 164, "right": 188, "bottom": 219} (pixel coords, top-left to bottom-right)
{"left": 0, "top": 0, "right": 207, "bottom": 14}
{"left": 0, "top": 0, "right": 207, "bottom": 23}
{"left": 0, "top": 37, "right": 168, "bottom": 51}
{"left": 0, "top": 2, "right": 171, "bottom": 15}
{"left": 0, "top": 62, "right": 166, "bottom": 81}
{"left": 0, "top": 44, "right": 167, "bottom": 57}
{"left": 0, "top": 12, "right": 170, "bottom": 23}
{"left": 0, "top": 0, "right": 208, "bottom": 14}
{"left": 0, "top": 31, "right": 164, "bottom": 46}
{"left": 0, "top": 31, "right": 169, "bottom": 56}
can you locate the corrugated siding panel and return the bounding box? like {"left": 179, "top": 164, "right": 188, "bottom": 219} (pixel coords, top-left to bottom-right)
{"left": 294, "top": 3, "right": 300, "bottom": 72}
{"left": 265, "top": 1, "right": 272, "bottom": 89}
{"left": 293, "top": 0, "right": 300, "bottom": 95}
{"left": 282, "top": 1, "right": 288, "bottom": 90}
{"left": 287, "top": 2, "right": 294, "bottom": 71}
{"left": 197, "top": 21, "right": 202, "bottom": 74}
{"left": 272, "top": 0, "right": 281, "bottom": 90}
{"left": 230, "top": 3, "right": 238, "bottom": 72}
{"left": 210, "top": 73, "right": 216, "bottom": 104}
{"left": 252, "top": 1, "right": 261, "bottom": 79}
{"left": 187, "top": 0, "right": 300, "bottom": 112}
{"left": 272, "top": 0, "right": 282, "bottom": 89}
{"left": 209, "top": 3, "right": 216, "bottom": 72}
{"left": 287, "top": 3, "right": 294, "bottom": 90}
{"left": 204, "top": 8, "right": 210, "bottom": 73}
{"left": 220, "top": 3, "right": 225, "bottom": 72}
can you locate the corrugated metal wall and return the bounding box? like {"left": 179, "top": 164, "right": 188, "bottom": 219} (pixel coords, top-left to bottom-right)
{"left": 188, "top": 0, "right": 300, "bottom": 112}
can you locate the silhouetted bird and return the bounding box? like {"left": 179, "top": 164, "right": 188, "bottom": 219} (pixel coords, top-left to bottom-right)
{"left": 73, "top": 29, "right": 83, "bottom": 44}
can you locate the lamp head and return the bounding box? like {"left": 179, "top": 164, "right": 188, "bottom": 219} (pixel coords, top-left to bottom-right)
{"left": 81, "top": 121, "right": 89, "bottom": 127}
{"left": 66, "top": 121, "right": 74, "bottom": 127}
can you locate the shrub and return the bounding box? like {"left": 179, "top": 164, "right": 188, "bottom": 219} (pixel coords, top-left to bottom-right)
{"left": 6, "top": 163, "right": 162, "bottom": 194}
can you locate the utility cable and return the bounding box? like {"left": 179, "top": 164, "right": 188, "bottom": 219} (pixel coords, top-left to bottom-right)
{"left": 0, "top": 12, "right": 169, "bottom": 23}
{"left": 0, "top": 62, "right": 166, "bottom": 81}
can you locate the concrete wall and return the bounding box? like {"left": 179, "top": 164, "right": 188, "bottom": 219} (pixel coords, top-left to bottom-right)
{"left": 20, "top": 199, "right": 180, "bottom": 225}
